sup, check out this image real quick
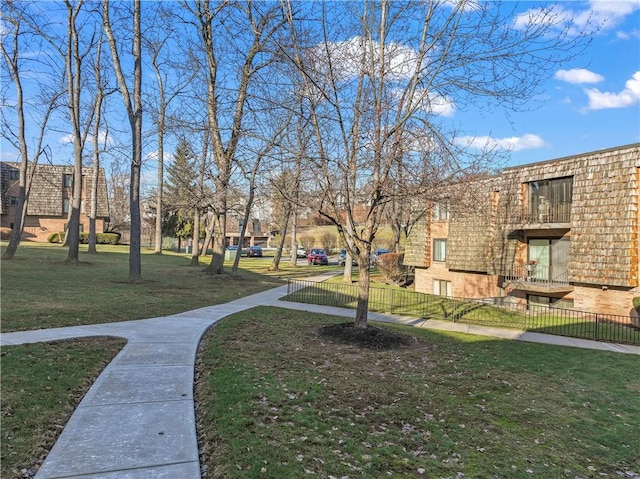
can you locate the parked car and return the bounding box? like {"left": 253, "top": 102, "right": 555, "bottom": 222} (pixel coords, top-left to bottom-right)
{"left": 226, "top": 245, "right": 238, "bottom": 251}
{"left": 307, "top": 248, "right": 328, "bottom": 265}
{"left": 248, "top": 245, "right": 263, "bottom": 257}
{"left": 338, "top": 249, "right": 357, "bottom": 266}
{"left": 370, "top": 248, "right": 390, "bottom": 266}
{"left": 297, "top": 246, "right": 307, "bottom": 258}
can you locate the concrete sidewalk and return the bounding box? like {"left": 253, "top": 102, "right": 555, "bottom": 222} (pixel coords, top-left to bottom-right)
{"left": 1, "top": 275, "right": 638, "bottom": 478}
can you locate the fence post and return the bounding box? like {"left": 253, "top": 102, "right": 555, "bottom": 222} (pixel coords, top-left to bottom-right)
{"left": 594, "top": 314, "right": 598, "bottom": 341}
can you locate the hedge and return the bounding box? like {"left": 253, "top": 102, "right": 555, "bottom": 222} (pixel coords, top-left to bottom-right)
{"left": 47, "top": 232, "right": 120, "bottom": 245}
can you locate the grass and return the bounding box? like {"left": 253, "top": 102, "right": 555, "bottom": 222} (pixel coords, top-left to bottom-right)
{"left": 286, "top": 280, "right": 640, "bottom": 345}
{"left": 196, "top": 306, "right": 640, "bottom": 478}
{"left": 1, "top": 337, "right": 126, "bottom": 479}
{"left": 0, "top": 242, "right": 320, "bottom": 332}
{"left": 2, "top": 242, "right": 639, "bottom": 478}
{"left": 0, "top": 241, "right": 332, "bottom": 474}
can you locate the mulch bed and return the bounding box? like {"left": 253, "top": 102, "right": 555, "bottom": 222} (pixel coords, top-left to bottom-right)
{"left": 318, "top": 322, "right": 415, "bottom": 350}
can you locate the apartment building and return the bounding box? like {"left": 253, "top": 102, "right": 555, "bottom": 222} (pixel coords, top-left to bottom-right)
{"left": 404, "top": 143, "right": 640, "bottom": 317}
{"left": 0, "top": 162, "right": 109, "bottom": 242}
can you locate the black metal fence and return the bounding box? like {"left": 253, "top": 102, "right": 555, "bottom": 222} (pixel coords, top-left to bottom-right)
{"left": 285, "top": 279, "right": 640, "bottom": 345}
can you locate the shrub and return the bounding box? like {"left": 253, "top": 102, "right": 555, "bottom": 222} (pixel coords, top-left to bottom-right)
{"left": 376, "top": 253, "right": 413, "bottom": 287}
{"left": 98, "top": 232, "right": 120, "bottom": 244}
{"left": 321, "top": 232, "right": 337, "bottom": 254}
{"left": 47, "top": 232, "right": 65, "bottom": 243}
{"left": 299, "top": 235, "right": 313, "bottom": 251}
{"left": 78, "top": 232, "right": 120, "bottom": 244}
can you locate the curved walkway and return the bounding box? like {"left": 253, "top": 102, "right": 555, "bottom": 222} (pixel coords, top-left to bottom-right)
{"left": 2, "top": 274, "right": 638, "bottom": 479}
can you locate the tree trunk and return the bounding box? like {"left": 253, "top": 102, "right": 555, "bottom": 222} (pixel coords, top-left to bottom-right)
{"left": 202, "top": 212, "right": 214, "bottom": 257}
{"left": 269, "top": 208, "right": 291, "bottom": 272}
{"left": 289, "top": 209, "right": 298, "bottom": 266}
{"left": 4, "top": 189, "right": 28, "bottom": 260}
{"left": 190, "top": 208, "right": 200, "bottom": 266}
{"left": 355, "top": 256, "right": 371, "bottom": 328}
{"left": 104, "top": 0, "right": 142, "bottom": 281}
{"left": 204, "top": 212, "right": 225, "bottom": 274}
{"left": 343, "top": 251, "right": 354, "bottom": 283}
{"left": 64, "top": 2, "right": 84, "bottom": 265}
{"left": 154, "top": 124, "right": 164, "bottom": 255}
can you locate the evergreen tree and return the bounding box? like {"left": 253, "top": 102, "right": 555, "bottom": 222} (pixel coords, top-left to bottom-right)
{"left": 163, "top": 138, "right": 197, "bottom": 238}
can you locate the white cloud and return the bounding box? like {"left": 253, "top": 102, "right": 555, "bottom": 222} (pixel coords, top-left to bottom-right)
{"left": 320, "top": 36, "right": 418, "bottom": 82}
{"left": 145, "top": 150, "right": 173, "bottom": 163}
{"left": 58, "top": 130, "right": 112, "bottom": 147}
{"left": 514, "top": 1, "right": 640, "bottom": 37}
{"left": 616, "top": 27, "right": 640, "bottom": 40}
{"left": 584, "top": 71, "right": 640, "bottom": 110}
{"left": 555, "top": 68, "right": 604, "bottom": 84}
{"left": 440, "top": 0, "right": 482, "bottom": 12}
{"left": 456, "top": 133, "right": 546, "bottom": 152}
{"left": 59, "top": 133, "right": 74, "bottom": 145}
{"left": 424, "top": 93, "right": 456, "bottom": 118}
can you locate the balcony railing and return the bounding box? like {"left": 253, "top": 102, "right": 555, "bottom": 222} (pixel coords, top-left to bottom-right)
{"left": 503, "top": 264, "right": 570, "bottom": 288}
{"left": 511, "top": 202, "right": 572, "bottom": 224}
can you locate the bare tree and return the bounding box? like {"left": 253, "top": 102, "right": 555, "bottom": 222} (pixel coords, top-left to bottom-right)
{"left": 103, "top": 0, "right": 143, "bottom": 282}
{"left": 1, "top": 2, "right": 63, "bottom": 260}
{"left": 284, "top": 0, "right": 588, "bottom": 328}
{"left": 55, "top": 0, "right": 104, "bottom": 263}
{"left": 87, "top": 32, "right": 109, "bottom": 254}
{"left": 185, "top": 0, "right": 287, "bottom": 275}
{"left": 144, "top": 4, "right": 199, "bottom": 255}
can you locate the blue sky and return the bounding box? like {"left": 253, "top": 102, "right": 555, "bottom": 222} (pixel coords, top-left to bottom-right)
{"left": 1, "top": 1, "right": 639, "bottom": 172}
{"left": 454, "top": 1, "right": 640, "bottom": 166}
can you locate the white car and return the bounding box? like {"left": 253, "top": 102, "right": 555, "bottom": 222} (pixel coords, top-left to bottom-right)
{"left": 296, "top": 246, "right": 307, "bottom": 258}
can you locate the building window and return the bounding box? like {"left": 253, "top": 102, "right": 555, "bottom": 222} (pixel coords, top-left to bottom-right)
{"left": 10, "top": 196, "right": 18, "bottom": 206}
{"left": 63, "top": 198, "right": 70, "bottom": 214}
{"left": 63, "top": 174, "right": 73, "bottom": 188}
{"left": 527, "top": 176, "right": 573, "bottom": 223}
{"left": 433, "top": 279, "right": 452, "bottom": 297}
{"left": 527, "top": 237, "right": 569, "bottom": 282}
{"left": 10, "top": 170, "right": 19, "bottom": 179}
{"left": 433, "top": 239, "right": 447, "bottom": 262}
{"left": 433, "top": 202, "right": 450, "bottom": 221}
{"left": 528, "top": 295, "right": 574, "bottom": 310}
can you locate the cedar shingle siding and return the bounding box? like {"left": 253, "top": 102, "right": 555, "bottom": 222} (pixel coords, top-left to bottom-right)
{"left": 406, "top": 144, "right": 640, "bottom": 305}
{"left": 1, "top": 162, "right": 110, "bottom": 241}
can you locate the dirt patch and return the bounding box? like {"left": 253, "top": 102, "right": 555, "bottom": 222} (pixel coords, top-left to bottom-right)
{"left": 319, "top": 322, "right": 415, "bottom": 350}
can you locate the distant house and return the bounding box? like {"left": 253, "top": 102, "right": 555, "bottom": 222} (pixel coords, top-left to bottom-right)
{"left": 404, "top": 143, "right": 640, "bottom": 317}
{"left": 0, "top": 162, "right": 109, "bottom": 242}
{"left": 225, "top": 216, "right": 270, "bottom": 247}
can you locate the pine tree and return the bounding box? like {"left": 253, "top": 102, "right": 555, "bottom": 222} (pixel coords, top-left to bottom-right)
{"left": 163, "top": 138, "right": 197, "bottom": 238}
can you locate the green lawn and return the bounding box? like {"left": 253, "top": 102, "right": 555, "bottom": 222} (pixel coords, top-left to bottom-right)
{"left": 0, "top": 242, "right": 313, "bottom": 332}
{"left": 1, "top": 337, "right": 126, "bottom": 478}
{"left": 0, "top": 241, "right": 327, "bottom": 477}
{"left": 286, "top": 280, "right": 640, "bottom": 345}
{"left": 197, "top": 307, "right": 640, "bottom": 478}
{"left": 2, "top": 242, "right": 639, "bottom": 478}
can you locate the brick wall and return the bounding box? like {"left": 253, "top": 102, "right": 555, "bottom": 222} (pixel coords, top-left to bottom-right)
{"left": 573, "top": 285, "right": 637, "bottom": 317}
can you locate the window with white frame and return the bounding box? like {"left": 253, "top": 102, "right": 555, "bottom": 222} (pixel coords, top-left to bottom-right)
{"left": 433, "top": 279, "right": 452, "bottom": 297}
{"left": 433, "top": 202, "right": 450, "bottom": 221}
{"left": 433, "top": 239, "right": 447, "bottom": 262}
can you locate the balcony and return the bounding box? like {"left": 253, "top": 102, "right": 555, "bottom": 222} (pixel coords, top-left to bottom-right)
{"left": 507, "top": 202, "right": 572, "bottom": 229}
{"left": 502, "top": 264, "right": 573, "bottom": 294}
